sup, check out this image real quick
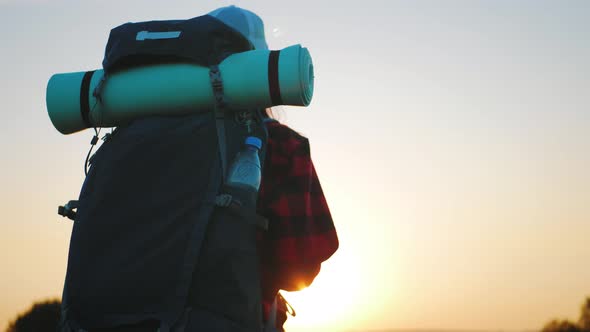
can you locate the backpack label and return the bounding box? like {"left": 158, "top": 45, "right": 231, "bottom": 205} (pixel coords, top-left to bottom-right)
{"left": 136, "top": 30, "right": 182, "bottom": 41}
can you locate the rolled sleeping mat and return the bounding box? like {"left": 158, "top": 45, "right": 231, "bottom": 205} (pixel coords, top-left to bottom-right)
{"left": 46, "top": 44, "right": 314, "bottom": 135}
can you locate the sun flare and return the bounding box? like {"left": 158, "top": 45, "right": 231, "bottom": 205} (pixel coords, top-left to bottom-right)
{"left": 281, "top": 252, "right": 363, "bottom": 331}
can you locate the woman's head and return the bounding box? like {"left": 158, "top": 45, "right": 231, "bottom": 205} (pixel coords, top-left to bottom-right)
{"left": 208, "top": 5, "right": 269, "bottom": 50}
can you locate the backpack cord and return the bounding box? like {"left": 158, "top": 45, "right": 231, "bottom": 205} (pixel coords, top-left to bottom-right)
{"left": 84, "top": 127, "right": 101, "bottom": 176}
{"left": 83, "top": 98, "right": 103, "bottom": 176}
{"left": 279, "top": 293, "right": 296, "bottom": 317}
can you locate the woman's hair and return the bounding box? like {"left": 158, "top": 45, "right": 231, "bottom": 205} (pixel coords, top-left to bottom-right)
{"left": 264, "top": 107, "right": 284, "bottom": 121}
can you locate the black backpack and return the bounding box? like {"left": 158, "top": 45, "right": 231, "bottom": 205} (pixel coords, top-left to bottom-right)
{"left": 59, "top": 15, "right": 271, "bottom": 332}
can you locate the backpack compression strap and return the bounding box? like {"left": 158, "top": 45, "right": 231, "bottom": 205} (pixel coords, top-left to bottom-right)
{"left": 264, "top": 296, "right": 278, "bottom": 332}
{"left": 209, "top": 64, "right": 228, "bottom": 182}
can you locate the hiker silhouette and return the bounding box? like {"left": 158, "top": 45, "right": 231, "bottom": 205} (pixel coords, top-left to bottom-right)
{"left": 57, "top": 6, "right": 337, "bottom": 332}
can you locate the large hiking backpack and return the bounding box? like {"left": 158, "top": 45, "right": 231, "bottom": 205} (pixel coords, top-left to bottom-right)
{"left": 60, "top": 15, "right": 271, "bottom": 332}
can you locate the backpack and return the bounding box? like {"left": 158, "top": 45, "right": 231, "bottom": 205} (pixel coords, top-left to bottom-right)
{"left": 59, "top": 15, "right": 272, "bottom": 332}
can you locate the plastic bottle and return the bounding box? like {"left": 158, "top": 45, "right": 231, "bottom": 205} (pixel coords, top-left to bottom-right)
{"left": 226, "top": 136, "right": 262, "bottom": 193}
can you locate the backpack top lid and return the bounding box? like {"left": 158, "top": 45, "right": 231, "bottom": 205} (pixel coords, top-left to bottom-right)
{"left": 102, "top": 14, "right": 254, "bottom": 72}
{"left": 207, "top": 5, "right": 269, "bottom": 50}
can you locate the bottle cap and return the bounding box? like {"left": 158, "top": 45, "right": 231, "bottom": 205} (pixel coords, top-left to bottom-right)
{"left": 245, "top": 136, "right": 262, "bottom": 149}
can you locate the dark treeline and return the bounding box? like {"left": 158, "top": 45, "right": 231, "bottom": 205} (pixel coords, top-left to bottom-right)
{"left": 5, "top": 299, "right": 60, "bottom": 332}
{"left": 5, "top": 296, "right": 590, "bottom": 332}
{"left": 541, "top": 297, "right": 590, "bottom": 332}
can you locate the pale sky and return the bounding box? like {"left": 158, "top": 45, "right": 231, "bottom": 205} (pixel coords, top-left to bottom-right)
{"left": 1, "top": 1, "right": 589, "bottom": 332}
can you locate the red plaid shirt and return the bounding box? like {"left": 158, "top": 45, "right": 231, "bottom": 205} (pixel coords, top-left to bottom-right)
{"left": 257, "top": 120, "right": 339, "bottom": 328}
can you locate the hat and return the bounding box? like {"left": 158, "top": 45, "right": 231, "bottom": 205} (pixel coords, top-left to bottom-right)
{"left": 208, "top": 5, "right": 269, "bottom": 50}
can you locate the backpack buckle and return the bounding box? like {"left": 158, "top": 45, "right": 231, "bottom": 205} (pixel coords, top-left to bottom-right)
{"left": 58, "top": 200, "right": 79, "bottom": 221}
{"left": 214, "top": 194, "right": 234, "bottom": 207}
{"left": 209, "top": 65, "right": 226, "bottom": 110}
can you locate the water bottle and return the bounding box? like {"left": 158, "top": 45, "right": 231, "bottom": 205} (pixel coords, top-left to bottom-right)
{"left": 226, "top": 136, "right": 262, "bottom": 198}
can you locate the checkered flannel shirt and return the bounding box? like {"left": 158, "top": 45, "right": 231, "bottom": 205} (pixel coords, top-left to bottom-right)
{"left": 257, "top": 120, "right": 339, "bottom": 328}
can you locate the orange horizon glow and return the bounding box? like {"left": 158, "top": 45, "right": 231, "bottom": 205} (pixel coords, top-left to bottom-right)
{"left": 2, "top": 1, "right": 590, "bottom": 332}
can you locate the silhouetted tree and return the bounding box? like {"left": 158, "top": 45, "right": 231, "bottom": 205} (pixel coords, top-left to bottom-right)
{"left": 5, "top": 299, "right": 61, "bottom": 332}
{"left": 541, "top": 319, "right": 582, "bottom": 332}
{"left": 579, "top": 297, "right": 590, "bottom": 332}
{"left": 541, "top": 297, "right": 590, "bottom": 332}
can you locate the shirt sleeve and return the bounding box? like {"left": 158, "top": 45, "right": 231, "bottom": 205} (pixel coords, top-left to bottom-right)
{"left": 257, "top": 126, "right": 339, "bottom": 297}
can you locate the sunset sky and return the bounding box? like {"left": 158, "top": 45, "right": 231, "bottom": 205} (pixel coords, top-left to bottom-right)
{"left": 1, "top": 1, "right": 589, "bottom": 331}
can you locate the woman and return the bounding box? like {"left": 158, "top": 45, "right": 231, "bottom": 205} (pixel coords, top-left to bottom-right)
{"left": 208, "top": 6, "right": 339, "bottom": 330}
